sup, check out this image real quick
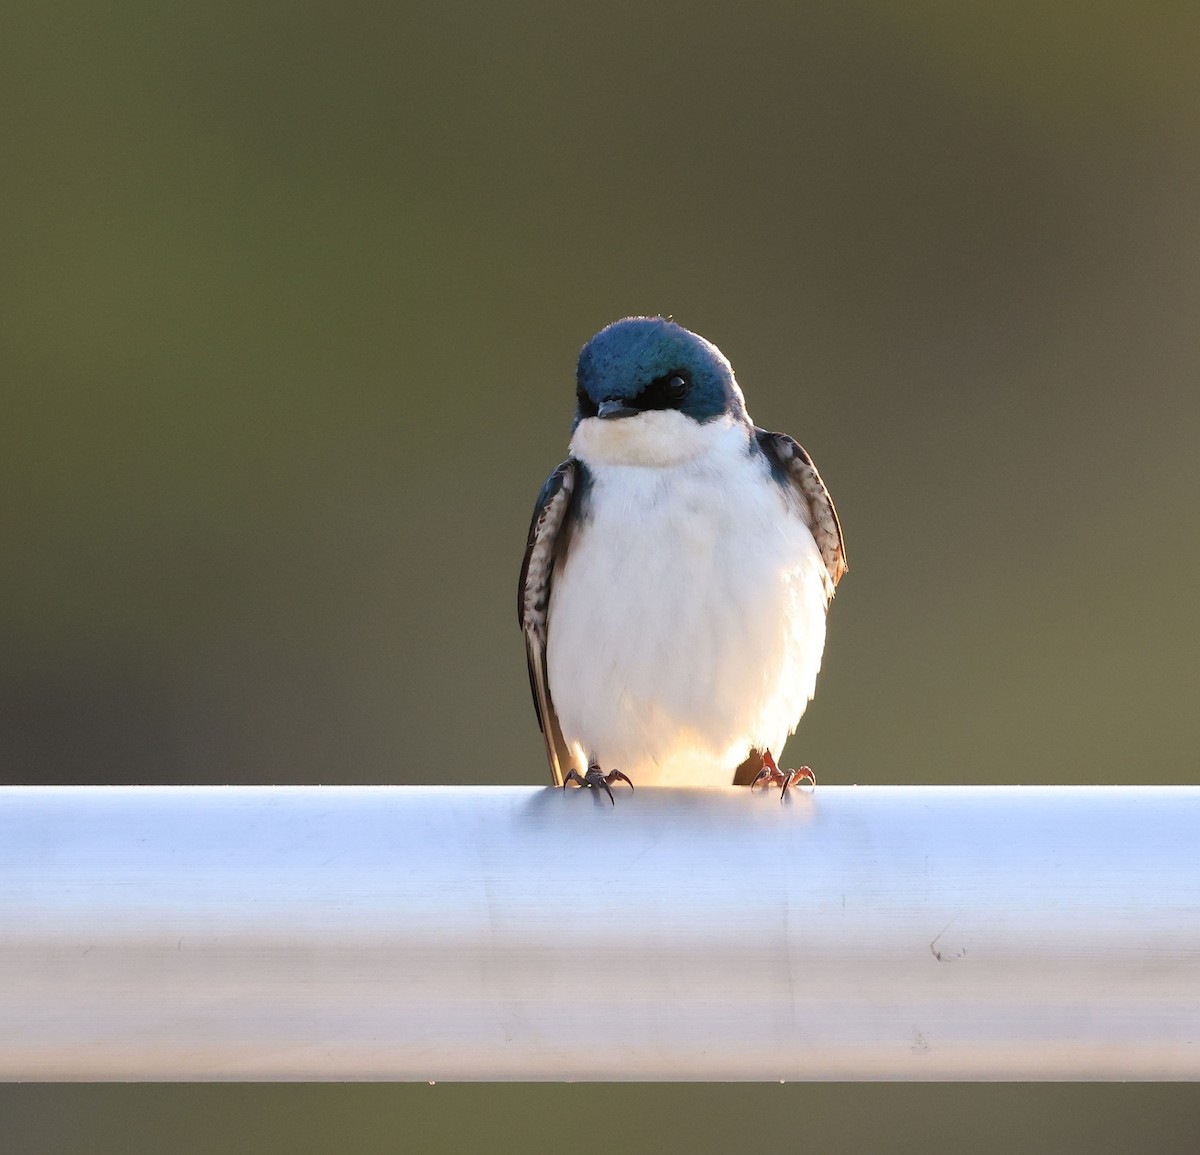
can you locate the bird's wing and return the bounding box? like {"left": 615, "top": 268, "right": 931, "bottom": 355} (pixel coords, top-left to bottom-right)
{"left": 517, "top": 457, "right": 580, "bottom": 786}
{"left": 755, "top": 429, "right": 847, "bottom": 593}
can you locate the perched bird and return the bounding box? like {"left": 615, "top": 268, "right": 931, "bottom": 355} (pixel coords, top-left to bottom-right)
{"left": 518, "top": 317, "right": 846, "bottom": 800}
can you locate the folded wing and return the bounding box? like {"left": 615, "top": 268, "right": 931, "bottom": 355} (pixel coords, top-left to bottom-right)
{"left": 517, "top": 458, "right": 580, "bottom": 785}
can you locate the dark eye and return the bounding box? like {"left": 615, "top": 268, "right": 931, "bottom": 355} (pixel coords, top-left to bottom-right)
{"left": 665, "top": 374, "right": 689, "bottom": 401}
{"left": 576, "top": 387, "right": 598, "bottom": 418}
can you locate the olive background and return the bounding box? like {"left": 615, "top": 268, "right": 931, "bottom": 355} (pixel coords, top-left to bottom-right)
{"left": 3, "top": 2, "right": 1199, "bottom": 1151}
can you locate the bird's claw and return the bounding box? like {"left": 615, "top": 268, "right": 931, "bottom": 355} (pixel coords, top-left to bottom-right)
{"left": 750, "top": 750, "right": 817, "bottom": 800}
{"left": 564, "top": 762, "right": 635, "bottom": 805}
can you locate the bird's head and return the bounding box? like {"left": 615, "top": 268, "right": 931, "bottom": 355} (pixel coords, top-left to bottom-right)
{"left": 571, "top": 317, "right": 748, "bottom": 466}
{"left": 575, "top": 316, "right": 746, "bottom": 426}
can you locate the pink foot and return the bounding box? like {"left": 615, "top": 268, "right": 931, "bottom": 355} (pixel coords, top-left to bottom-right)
{"left": 564, "top": 761, "right": 634, "bottom": 805}
{"left": 750, "top": 750, "right": 817, "bottom": 800}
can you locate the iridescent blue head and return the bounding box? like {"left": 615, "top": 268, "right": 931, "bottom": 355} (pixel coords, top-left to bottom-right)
{"left": 574, "top": 317, "right": 747, "bottom": 429}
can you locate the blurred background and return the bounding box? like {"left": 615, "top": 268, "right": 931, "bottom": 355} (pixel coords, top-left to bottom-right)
{"left": 3, "top": 0, "right": 1198, "bottom": 1150}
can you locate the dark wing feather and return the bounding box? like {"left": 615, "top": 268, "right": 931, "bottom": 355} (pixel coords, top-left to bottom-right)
{"left": 517, "top": 458, "right": 579, "bottom": 786}
{"left": 755, "top": 429, "right": 847, "bottom": 592}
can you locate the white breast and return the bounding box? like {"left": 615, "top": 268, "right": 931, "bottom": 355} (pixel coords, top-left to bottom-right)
{"left": 546, "top": 412, "right": 831, "bottom": 786}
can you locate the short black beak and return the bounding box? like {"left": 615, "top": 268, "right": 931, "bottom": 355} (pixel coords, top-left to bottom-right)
{"left": 597, "top": 399, "right": 638, "bottom": 420}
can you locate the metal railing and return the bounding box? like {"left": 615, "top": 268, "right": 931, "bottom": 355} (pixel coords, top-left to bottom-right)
{"left": 1, "top": 784, "right": 1197, "bottom": 1080}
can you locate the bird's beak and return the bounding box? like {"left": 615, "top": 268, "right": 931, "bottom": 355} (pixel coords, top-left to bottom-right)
{"left": 597, "top": 399, "right": 638, "bottom": 420}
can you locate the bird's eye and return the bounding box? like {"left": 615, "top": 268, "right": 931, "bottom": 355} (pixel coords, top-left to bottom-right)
{"left": 666, "top": 374, "right": 689, "bottom": 401}
{"left": 577, "top": 388, "right": 598, "bottom": 418}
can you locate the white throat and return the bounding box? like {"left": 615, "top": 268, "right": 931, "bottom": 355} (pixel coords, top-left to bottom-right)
{"left": 569, "top": 410, "right": 746, "bottom": 469}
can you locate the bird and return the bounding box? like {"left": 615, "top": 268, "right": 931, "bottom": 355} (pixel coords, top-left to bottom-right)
{"left": 518, "top": 316, "right": 846, "bottom": 801}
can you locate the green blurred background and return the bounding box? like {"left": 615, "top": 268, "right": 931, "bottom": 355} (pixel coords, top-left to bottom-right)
{"left": 3, "top": 0, "right": 1198, "bottom": 1150}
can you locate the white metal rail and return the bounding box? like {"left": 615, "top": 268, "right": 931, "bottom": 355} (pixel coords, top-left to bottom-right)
{"left": 1, "top": 785, "right": 1197, "bottom": 1080}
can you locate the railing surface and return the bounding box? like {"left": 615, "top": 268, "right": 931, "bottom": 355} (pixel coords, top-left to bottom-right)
{"left": 1, "top": 785, "right": 1197, "bottom": 1080}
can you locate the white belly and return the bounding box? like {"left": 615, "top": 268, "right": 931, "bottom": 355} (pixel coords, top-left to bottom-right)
{"left": 546, "top": 425, "right": 830, "bottom": 786}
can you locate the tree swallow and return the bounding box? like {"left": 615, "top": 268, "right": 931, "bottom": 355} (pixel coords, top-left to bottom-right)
{"left": 519, "top": 317, "right": 846, "bottom": 801}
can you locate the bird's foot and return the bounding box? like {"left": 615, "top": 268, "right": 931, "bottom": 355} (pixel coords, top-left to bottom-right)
{"left": 750, "top": 750, "right": 816, "bottom": 800}
{"left": 563, "top": 762, "right": 634, "bottom": 805}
